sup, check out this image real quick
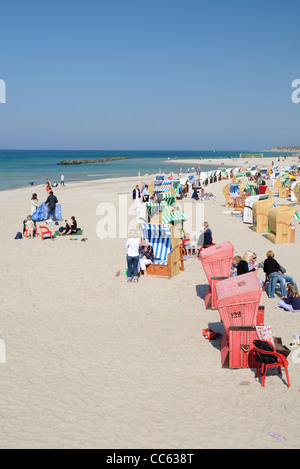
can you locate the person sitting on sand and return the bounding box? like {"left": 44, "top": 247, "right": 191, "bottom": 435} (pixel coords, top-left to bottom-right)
{"left": 139, "top": 239, "right": 154, "bottom": 277}
{"left": 263, "top": 250, "right": 298, "bottom": 298}
{"left": 60, "top": 216, "right": 77, "bottom": 235}
{"left": 277, "top": 283, "right": 300, "bottom": 312}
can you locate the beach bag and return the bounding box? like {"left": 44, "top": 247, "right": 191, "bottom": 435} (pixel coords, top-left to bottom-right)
{"left": 253, "top": 340, "right": 277, "bottom": 365}
{"left": 14, "top": 232, "right": 22, "bottom": 239}
{"left": 256, "top": 325, "right": 274, "bottom": 345}
{"left": 202, "top": 328, "right": 222, "bottom": 340}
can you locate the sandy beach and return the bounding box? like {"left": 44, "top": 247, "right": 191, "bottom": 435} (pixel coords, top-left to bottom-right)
{"left": 164, "top": 155, "right": 300, "bottom": 170}
{"left": 0, "top": 160, "right": 300, "bottom": 449}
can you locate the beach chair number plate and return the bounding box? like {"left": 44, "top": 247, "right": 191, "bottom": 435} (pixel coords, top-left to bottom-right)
{"left": 231, "top": 311, "right": 242, "bottom": 318}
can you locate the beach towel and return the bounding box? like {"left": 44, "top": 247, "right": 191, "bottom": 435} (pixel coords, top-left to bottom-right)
{"left": 32, "top": 203, "right": 62, "bottom": 221}
{"left": 55, "top": 229, "right": 83, "bottom": 236}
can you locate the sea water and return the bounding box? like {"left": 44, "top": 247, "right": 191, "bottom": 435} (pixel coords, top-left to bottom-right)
{"left": 0, "top": 149, "right": 284, "bottom": 191}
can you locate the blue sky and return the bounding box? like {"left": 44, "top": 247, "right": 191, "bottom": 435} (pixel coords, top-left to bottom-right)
{"left": 0, "top": 0, "right": 300, "bottom": 150}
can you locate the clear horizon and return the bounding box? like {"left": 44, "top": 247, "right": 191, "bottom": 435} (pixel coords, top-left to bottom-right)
{"left": 1, "top": 0, "right": 300, "bottom": 150}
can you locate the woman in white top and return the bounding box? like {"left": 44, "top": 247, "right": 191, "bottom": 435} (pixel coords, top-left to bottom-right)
{"left": 31, "top": 193, "right": 41, "bottom": 215}
{"left": 125, "top": 229, "right": 140, "bottom": 283}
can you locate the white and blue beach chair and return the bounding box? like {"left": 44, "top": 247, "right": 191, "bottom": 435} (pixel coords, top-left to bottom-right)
{"left": 140, "top": 223, "right": 181, "bottom": 278}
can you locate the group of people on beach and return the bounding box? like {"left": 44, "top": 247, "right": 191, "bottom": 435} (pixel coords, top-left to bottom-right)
{"left": 45, "top": 175, "right": 65, "bottom": 191}
{"left": 125, "top": 222, "right": 213, "bottom": 282}
{"left": 132, "top": 184, "right": 149, "bottom": 208}
{"left": 125, "top": 229, "right": 154, "bottom": 283}
{"left": 231, "top": 250, "right": 300, "bottom": 312}
{"left": 25, "top": 175, "right": 79, "bottom": 238}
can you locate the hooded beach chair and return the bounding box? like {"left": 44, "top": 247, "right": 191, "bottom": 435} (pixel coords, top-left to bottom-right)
{"left": 243, "top": 194, "right": 270, "bottom": 224}
{"left": 140, "top": 224, "right": 181, "bottom": 278}
{"left": 267, "top": 206, "right": 296, "bottom": 244}
{"left": 252, "top": 199, "right": 274, "bottom": 233}
{"left": 293, "top": 181, "right": 300, "bottom": 205}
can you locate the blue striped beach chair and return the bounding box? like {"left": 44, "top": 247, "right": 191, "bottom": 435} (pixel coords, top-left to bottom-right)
{"left": 140, "top": 224, "right": 181, "bottom": 278}
{"left": 154, "top": 185, "right": 173, "bottom": 193}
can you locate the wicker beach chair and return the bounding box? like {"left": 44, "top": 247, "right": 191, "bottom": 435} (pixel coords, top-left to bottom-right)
{"left": 140, "top": 223, "right": 181, "bottom": 278}
{"left": 252, "top": 199, "right": 274, "bottom": 233}
{"left": 267, "top": 206, "right": 296, "bottom": 244}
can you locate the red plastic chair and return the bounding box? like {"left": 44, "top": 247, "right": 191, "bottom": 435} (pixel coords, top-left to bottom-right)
{"left": 24, "top": 222, "right": 38, "bottom": 238}
{"left": 39, "top": 226, "right": 54, "bottom": 241}
{"left": 253, "top": 339, "right": 290, "bottom": 388}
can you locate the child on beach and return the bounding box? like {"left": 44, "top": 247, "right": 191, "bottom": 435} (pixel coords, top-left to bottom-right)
{"left": 182, "top": 233, "right": 193, "bottom": 255}
{"left": 231, "top": 256, "right": 241, "bottom": 276}
{"left": 25, "top": 215, "right": 35, "bottom": 238}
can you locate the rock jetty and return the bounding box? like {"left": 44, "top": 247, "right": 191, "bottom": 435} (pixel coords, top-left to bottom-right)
{"left": 57, "top": 157, "right": 130, "bottom": 165}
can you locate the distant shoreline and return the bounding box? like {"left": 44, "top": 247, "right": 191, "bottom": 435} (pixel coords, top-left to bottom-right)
{"left": 268, "top": 147, "right": 300, "bottom": 152}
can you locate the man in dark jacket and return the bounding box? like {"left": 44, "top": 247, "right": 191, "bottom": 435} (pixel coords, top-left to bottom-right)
{"left": 45, "top": 191, "right": 58, "bottom": 221}
{"left": 132, "top": 185, "right": 141, "bottom": 209}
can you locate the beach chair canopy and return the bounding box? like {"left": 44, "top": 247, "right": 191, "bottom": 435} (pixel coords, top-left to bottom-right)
{"left": 154, "top": 185, "right": 172, "bottom": 193}
{"left": 155, "top": 174, "right": 165, "bottom": 181}
{"left": 161, "top": 211, "right": 187, "bottom": 224}
{"left": 163, "top": 193, "right": 176, "bottom": 206}
{"left": 140, "top": 224, "right": 172, "bottom": 265}
{"left": 145, "top": 201, "right": 168, "bottom": 218}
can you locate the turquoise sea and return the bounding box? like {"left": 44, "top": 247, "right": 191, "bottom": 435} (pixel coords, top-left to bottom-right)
{"left": 0, "top": 149, "right": 287, "bottom": 191}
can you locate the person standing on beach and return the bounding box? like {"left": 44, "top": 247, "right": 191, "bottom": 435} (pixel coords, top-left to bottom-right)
{"left": 31, "top": 193, "right": 41, "bottom": 215}
{"left": 133, "top": 185, "right": 141, "bottom": 209}
{"left": 45, "top": 178, "right": 51, "bottom": 192}
{"left": 60, "top": 174, "right": 65, "bottom": 186}
{"left": 45, "top": 190, "right": 58, "bottom": 221}
{"left": 125, "top": 229, "right": 140, "bottom": 283}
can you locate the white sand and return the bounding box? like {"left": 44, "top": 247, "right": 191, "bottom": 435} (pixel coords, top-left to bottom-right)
{"left": 0, "top": 165, "right": 300, "bottom": 449}
{"left": 164, "top": 155, "right": 300, "bottom": 170}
